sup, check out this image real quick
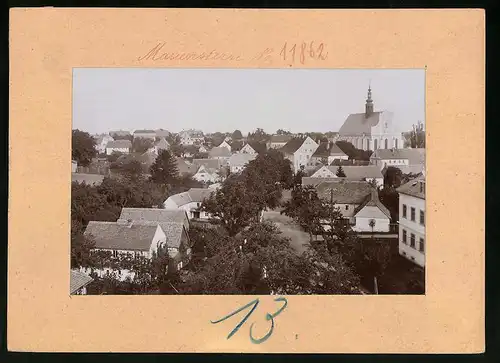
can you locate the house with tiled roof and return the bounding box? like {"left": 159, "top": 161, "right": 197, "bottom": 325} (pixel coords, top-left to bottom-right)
{"left": 308, "top": 179, "right": 390, "bottom": 233}
{"left": 84, "top": 220, "right": 167, "bottom": 259}
{"left": 192, "top": 158, "right": 222, "bottom": 171}
{"left": 164, "top": 188, "right": 214, "bottom": 220}
{"left": 133, "top": 129, "right": 157, "bottom": 140}
{"left": 192, "top": 164, "right": 221, "bottom": 184}
{"left": 310, "top": 165, "right": 384, "bottom": 187}
{"left": 216, "top": 140, "right": 232, "bottom": 151}
{"left": 238, "top": 143, "right": 257, "bottom": 155}
{"left": 208, "top": 146, "right": 232, "bottom": 165}
{"left": 396, "top": 175, "right": 426, "bottom": 267}
{"left": 117, "top": 207, "right": 192, "bottom": 270}
{"left": 70, "top": 270, "right": 93, "bottom": 295}
{"left": 267, "top": 135, "right": 293, "bottom": 149}
{"left": 337, "top": 85, "right": 404, "bottom": 151}
{"left": 228, "top": 153, "right": 257, "bottom": 174}
{"left": 370, "top": 148, "right": 425, "bottom": 175}
{"left": 279, "top": 136, "right": 319, "bottom": 172}
{"left": 310, "top": 142, "right": 348, "bottom": 166}
{"left": 176, "top": 157, "right": 198, "bottom": 176}
{"left": 105, "top": 139, "right": 132, "bottom": 155}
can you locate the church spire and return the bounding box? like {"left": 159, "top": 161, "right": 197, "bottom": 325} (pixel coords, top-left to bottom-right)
{"left": 365, "top": 81, "right": 374, "bottom": 117}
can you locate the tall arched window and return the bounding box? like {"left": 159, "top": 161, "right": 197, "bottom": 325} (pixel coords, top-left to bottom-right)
{"left": 384, "top": 139, "right": 388, "bottom": 149}
{"left": 358, "top": 138, "right": 362, "bottom": 149}
{"left": 395, "top": 139, "right": 398, "bottom": 149}
{"left": 366, "top": 139, "right": 370, "bottom": 150}
{"left": 374, "top": 139, "right": 378, "bottom": 150}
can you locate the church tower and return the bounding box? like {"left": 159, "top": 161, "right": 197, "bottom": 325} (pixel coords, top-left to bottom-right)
{"left": 365, "top": 83, "right": 374, "bottom": 117}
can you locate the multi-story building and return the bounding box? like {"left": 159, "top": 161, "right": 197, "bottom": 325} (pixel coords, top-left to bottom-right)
{"left": 279, "top": 136, "right": 319, "bottom": 172}
{"left": 397, "top": 175, "right": 426, "bottom": 267}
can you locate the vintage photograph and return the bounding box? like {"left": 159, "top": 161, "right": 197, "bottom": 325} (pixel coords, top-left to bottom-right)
{"left": 71, "top": 68, "right": 425, "bottom": 295}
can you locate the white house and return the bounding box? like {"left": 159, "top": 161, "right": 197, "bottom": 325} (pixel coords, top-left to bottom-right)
{"left": 337, "top": 85, "right": 405, "bottom": 151}
{"left": 310, "top": 165, "right": 384, "bottom": 188}
{"left": 238, "top": 143, "right": 257, "bottom": 155}
{"left": 267, "top": 135, "right": 292, "bottom": 149}
{"left": 217, "top": 140, "right": 232, "bottom": 151}
{"left": 370, "top": 148, "right": 425, "bottom": 175}
{"left": 193, "top": 164, "right": 221, "bottom": 184}
{"left": 85, "top": 220, "right": 167, "bottom": 259}
{"left": 280, "top": 136, "right": 319, "bottom": 172}
{"left": 164, "top": 188, "right": 214, "bottom": 220}
{"left": 71, "top": 160, "right": 78, "bottom": 173}
{"left": 397, "top": 175, "right": 426, "bottom": 267}
{"left": 94, "top": 134, "right": 114, "bottom": 154}
{"left": 228, "top": 153, "right": 257, "bottom": 174}
{"left": 308, "top": 179, "right": 390, "bottom": 233}
{"left": 105, "top": 140, "right": 132, "bottom": 155}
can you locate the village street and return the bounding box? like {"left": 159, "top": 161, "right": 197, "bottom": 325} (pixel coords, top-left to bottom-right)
{"left": 262, "top": 209, "right": 310, "bottom": 254}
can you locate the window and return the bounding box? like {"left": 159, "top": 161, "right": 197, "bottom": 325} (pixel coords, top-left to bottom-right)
{"left": 419, "top": 238, "right": 425, "bottom": 253}
{"left": 402, "top": 205, "right": 407, "bottom": 218}
{"left": 420, "top": 210, "right": 425, "bottom": 225}
{"left": 402, "top": 229, "right": 407, "bottom": 244}
{"left": 411, "top": 207, "right": 416, "bottom": 221}
{"left": 374, "top": 139, "right": 378, "bottom": 150}
{"left": 395, "top": 139, "right": 398, "bottom": 148}
{"left": 345, "top": 205, "right": 349, "bottom": 210}
{"left": 410, "top": 233, "right": 416, "bottom": 248}
{"left": 384, "top": 139, "right": 388, "bottom": 149}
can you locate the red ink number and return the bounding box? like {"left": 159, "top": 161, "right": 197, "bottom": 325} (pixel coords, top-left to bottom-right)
{"left": 280, "top": 41, "right": 328, "bottom": 64}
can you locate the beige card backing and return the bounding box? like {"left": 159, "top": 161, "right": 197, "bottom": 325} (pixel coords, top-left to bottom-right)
{"left": 9, "top": 8, "right": 484, "bottom": 353}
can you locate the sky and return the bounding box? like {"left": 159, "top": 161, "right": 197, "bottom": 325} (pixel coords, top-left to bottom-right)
{"left": 73, "top": 68, "right": 425, "bottom": 135}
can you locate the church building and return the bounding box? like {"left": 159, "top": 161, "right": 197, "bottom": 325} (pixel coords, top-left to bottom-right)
{"left": 337, "top": 85, "right": 405, "bottom": 151}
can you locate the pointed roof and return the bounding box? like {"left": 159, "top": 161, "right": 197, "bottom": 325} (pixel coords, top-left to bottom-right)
{"left": 155, "top": 137, "right": 170, "bottom": 150}
{"left": 165, "top": 188, "right": 214, "bottom": 207}
{"left": 313, "top": 180, "right": 374, "bottom": 204}
{"left": 354, "top": 189, "right": 391, "bottom": 219}
{"left": 192, "top": 158, "right": 222, "bottom": 170}
{"left": 279, "top": 137, "right": 307, "bottom": 154}
{"left": 312, "top": 142, "right": 347, "bottom": 158}
{"left": 338, "top": 112, "right": 382, "bottom": 136}
{"left": 118, "top": 207, "right": 189, "bottom": 230}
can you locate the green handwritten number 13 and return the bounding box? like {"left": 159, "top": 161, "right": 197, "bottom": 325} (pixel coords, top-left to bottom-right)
{"left": 210, "top": 297, "right": 288, "bottom": 344}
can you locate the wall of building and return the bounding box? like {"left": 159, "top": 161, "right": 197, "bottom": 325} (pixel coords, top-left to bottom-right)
{"left": 353, "top": 206, "right": 390, "bottom": 232}
{"left": 399, "top": 193, "right": 426, "bottom": 267}
{"left": 106, "top": 147, "right": 130, "bottom": 155}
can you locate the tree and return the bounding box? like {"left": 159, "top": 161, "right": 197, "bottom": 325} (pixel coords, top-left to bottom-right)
{"left": 107, "top": 151, "right": 123, "bottom": 163}
{"left": 247, "top": 128, "right": 269, "bottom": 143}
{"left": 379, "top": 186, "right": 399, "bottom": 221}
{"left": 276, "top": 129, "right": 291, "bottom": 135}
{"left": 369, "top": 219, "right": 376, "bottom": 234}
{"left": 231, "top": 130, "right": 243, "bottom": 140}
{"left": 409, "top": 121, "right": 425, "bottom": 148}
{"left": 71, "top": 219, "right": 96, "bottom": 268}
{"left": 336, "top": 140, "right": 373, "bottom": 161}
{"left": 281, "top": 185, "right": 323, "bottom": 241}
{"left": 132, "top": 138, "right": 154, "bottom": 153}
{"left": 166, "top": 134, "right": 184, "bottom": 157}
{"left": 149, "top": 150, "right": 179, "bottom": 186}
{"left": 384, "top": 166, "right": 403, "bottom": 188}
{"left": 201, "top": 175, "right": 261, "bottom": 236}
{"left": 110, "top": 158, "right": 145, "bottom": 183}
{"left": 336, "top": 166, "right": 346, "bottom": 177}
{"left": 72, "top": 129, "right": 97, "bottom": 167}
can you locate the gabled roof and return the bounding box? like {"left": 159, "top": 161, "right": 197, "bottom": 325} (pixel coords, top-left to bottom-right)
{"left": 155, "top": 129, "right": 171, "bottom": 137}
{"left": 339, "top": 112, "right": 382, "bottom": 136}
{"left": 354, "top": 189, "right": 391, "bottom": 218}
{"left": 229, "top": 153, "right": 257, "bottom": 167}
{"left": 279, "top": 137, "right": 307, "bottom": 154}
{"left": 118, "top": 207, "right": 189, "bottom": 230}
{"left": 312, "top": 142, "right": 346, "bottom": 158}
{"left": 192, "top": 158, "right": 221, "bottom": 170}
{"left": 371, "top": 148, "right": 425, "bottom": 165}
{"left": 311, "top": 180, "right": 374, "bottom": 204}
{"left": 269, "top": 135, "right": 293, "bottom": 143}
{"left": 195, "top": 164, "right": 218, "bottom": 176}
{"left": 327, "top": 165, "right": 383, "bottom": 180}
{"left": 176, "top": 157, "right": 197, "bottom": 175}
{"left": 155, "top": 138, "right": 170, "bottom": 149}
{"left": 166, "top": 188, "right": 214, "bottom": 207}
{"left": 130, "top": 220, "right": 185, "bottom": 248}
{"left": 246, "top": 141, "right": 267, "bottom": 154}
{"left": 209, "top": 147, "right": 231, "bottom": 158}
{"left": 72, "top": 173, "right": 105, "bottom": 186}
{"left": 70, "top": 270, "right": 93, "bottom": 294}
{"left": 84, "top": 221, "right": 159, "bottom": 252}
{"left": 396, "top": 174, "right": 425, "bottom": 199}
{"left": 106, "top": 140, "right": 132, "bottom": 149}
